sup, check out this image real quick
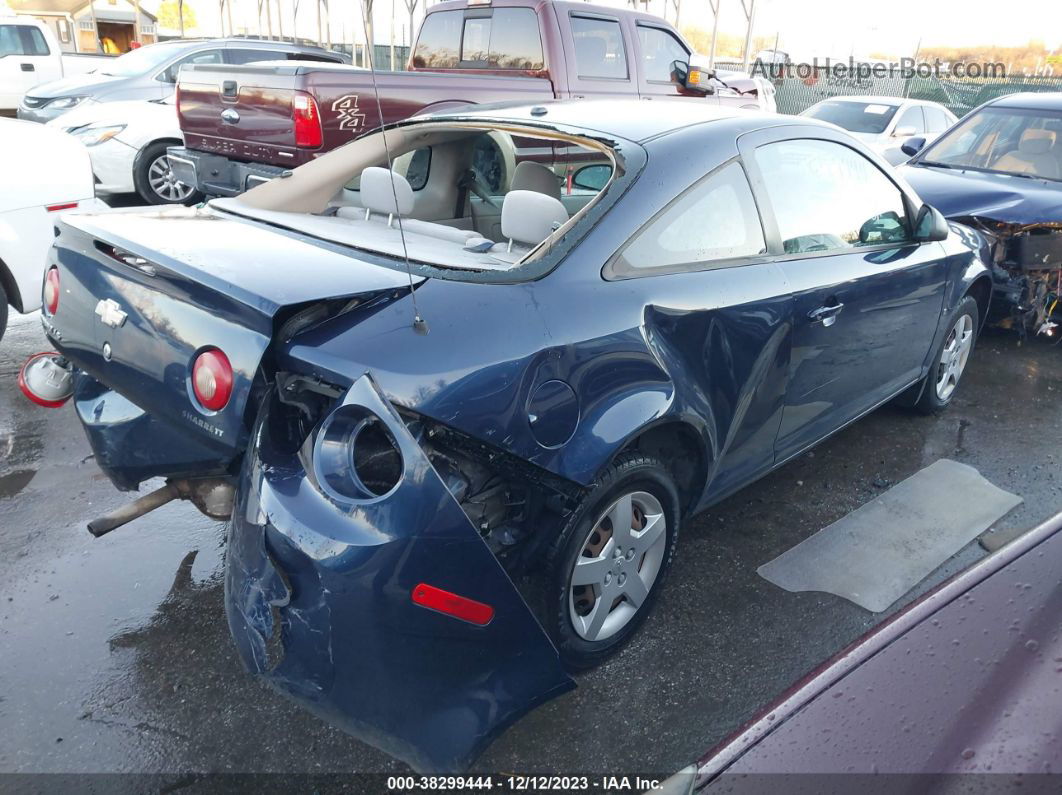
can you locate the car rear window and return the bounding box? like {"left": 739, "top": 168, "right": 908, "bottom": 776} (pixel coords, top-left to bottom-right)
{"left": 802, "top": 100, "right": 900, "bottom": 134}
{"left": 413, "top": 8, "right": 543, "bottom": 70}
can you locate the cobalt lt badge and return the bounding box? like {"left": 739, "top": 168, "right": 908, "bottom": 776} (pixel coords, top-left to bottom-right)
{"left": 95, "top": 298, "right": 127, "bottom": 329}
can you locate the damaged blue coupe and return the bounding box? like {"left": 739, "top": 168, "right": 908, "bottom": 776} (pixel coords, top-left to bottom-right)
{"left": 24, "top": 100, "right": 992, "bottom": 773}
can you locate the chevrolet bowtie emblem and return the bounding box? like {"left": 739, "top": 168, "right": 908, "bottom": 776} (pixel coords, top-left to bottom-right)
{"left": 94, "top": 298, "right": 127, "bottom": 329}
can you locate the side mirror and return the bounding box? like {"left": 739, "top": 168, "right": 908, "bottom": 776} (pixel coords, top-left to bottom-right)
{"left": 900, "top": 136, "right": 927, "bottom": 157}
{"left": 572, "top": 163, "right": 612, "bottom": 192}
{"left": 893, "top": 125, "right": 917, "bottom": 138}
{"left": 913, "top": 203, "right": 949, "bottom": 242}
{"left": 672, "top": 58, "right": 715, "bottom": 94}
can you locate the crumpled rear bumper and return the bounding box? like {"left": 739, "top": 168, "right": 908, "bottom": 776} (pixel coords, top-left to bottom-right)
{"left": 226, "top": 374, "right": 574, "bottom": 773}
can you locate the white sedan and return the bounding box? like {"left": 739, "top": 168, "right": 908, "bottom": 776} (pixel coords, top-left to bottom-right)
{"left": 46, "top": 96, "right": 199, "bottom": 205}
{"left": 0, "top": 119, "right": 107, "bottom": 343}
{"left": 799, "top": 95, "right": 958, "bottom": 165}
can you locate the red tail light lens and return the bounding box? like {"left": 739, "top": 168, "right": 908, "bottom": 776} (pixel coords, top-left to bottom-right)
{"left": 411, "top": 583, "right": 494, "bottom": 626}
{"left": 191, "top": 348, "right": 233, "bottom": 411}
{"left": 292, "top": 91, "right": 322, "bottom": 149}
{"left": 43, "top": 267, "right": 60, "bottom": 314}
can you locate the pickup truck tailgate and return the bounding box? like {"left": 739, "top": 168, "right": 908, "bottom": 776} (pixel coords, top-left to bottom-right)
{"left": 178, "top": 62, "right": 350, "bottom": 166}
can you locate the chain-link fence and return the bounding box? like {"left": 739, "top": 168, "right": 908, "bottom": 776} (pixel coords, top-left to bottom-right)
{"left": 758, "top": 70, "right": 1062, "bottom": 117}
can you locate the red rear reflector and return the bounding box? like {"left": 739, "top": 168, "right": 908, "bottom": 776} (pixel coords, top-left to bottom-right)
{"left": 43, "top": 266, "right": 60, "bottom": 314}
{"left": 292, "top": 91, "right": 322, "bottom": 149}
{"left": 46, "top": 202, "right": 79, "bottom": 212}
{"left": 191, "top": 348, "right": 234, "bottom": 411}
{"left": 411, "top": 583, "right": 494, "bottom": 626}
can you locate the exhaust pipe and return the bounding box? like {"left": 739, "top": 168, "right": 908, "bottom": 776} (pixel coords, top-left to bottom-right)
{"left": 19, "top": 352, "right": 74, "bottom": 408}
{"left": 88, "top": 477, "right": 235, "bottom": 537}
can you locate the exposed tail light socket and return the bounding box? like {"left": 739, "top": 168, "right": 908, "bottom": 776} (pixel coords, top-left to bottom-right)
{"left": 191, "top": 348, "right": 233, "bottom": 411}
{"left": 411, "top": 584, "right": 495, "bottom": 626}
{"left": 43, "top": 266, "right": 60, "bottom": 315}
{"left": 292, "top": 91, "right": 323, "bottom": 149}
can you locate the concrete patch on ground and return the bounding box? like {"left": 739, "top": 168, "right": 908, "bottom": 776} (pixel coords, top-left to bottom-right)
{"left": 758, "top": 459, "right": 1023, "bottom": 612}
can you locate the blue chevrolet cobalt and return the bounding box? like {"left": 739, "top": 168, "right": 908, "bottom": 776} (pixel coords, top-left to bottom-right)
{"left": 22, "top": 100, "right": 991, "bottom": 773}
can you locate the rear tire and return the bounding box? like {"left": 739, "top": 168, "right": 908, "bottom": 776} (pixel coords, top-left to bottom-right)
{"left": 133, "top": 142, "right": 202, "bottom": 206}
{"left": 915, "top": 295, "right": 979, "bottom": 415}
{"left": 544, "top": 453, "right": 680, "bottom": 670}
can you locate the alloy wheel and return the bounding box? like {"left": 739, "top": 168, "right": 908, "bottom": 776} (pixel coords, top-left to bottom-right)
{"left": 568, "top": 491, "right": 667, "bottom": 642}
{"left": 147, "top": 154, "right": 195, "bottom": 203}
{"left": 935, "top": 313, "right": 974, "bottom": 401}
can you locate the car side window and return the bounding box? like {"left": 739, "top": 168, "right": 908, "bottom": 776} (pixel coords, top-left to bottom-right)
{"left": 615, "top": 161, "right": 766, "bottom": 273}
{"left": 895, "top": 105, "right": 926, "bottom": 134}
{"left": 925, "top": 106, "right": 952, "bottom": 133}
{"left": 571, "top": 15, "right": 628, "bottom": 79}
{"left": 0, "top": 25, "right": 50, "bottom": 56}
{"left": 636, "top": 25, "right": 687, "bottom": 83}
{"left": 755, "top": 139, "right": 912, "bottom": 255}
{"left": 158, "top": 49, "right": 223, "bottom": 83}
{"left": 226, "top": 48, "right": 286, "bottom": 64}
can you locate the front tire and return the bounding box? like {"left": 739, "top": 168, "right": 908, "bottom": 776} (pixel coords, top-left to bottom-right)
{"left": 545, "top": 453, "right": 680, "bottom": 670}
{"left": 133, "top": 142, "right": 202, "bottom": 206}
{"left": 915, "top": 295, "right": 979, "bottom": 415}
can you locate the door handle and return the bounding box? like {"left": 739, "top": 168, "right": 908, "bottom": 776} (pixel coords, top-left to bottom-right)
{"left": 21, "top": 63, "right": 35, "bottom": 72}
{"left": 808, "top": 301, "right": 844, "bottom": 327}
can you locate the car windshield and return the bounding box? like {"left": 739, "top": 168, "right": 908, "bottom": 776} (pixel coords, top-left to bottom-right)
{"left": 802, "top": 100, "right": 900, "bottom": 134}
{"left": 918, "top": 106, "right": 1062, "bottom": 182}
{"left": 97, "top": 42, "right": 187, "bottom": 76}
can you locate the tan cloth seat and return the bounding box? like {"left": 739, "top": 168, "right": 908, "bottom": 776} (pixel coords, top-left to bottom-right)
{"left": 510, "top": 161, "right": 562, "bottom": 201}
{"left": 993, "top": 129, "right": 1060, "bottom": 179}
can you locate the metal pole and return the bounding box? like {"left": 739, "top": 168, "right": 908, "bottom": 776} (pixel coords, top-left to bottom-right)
{"left": 741, "top": 0, "right": 756, "bottom": 72}
{"left": 707, "top": 0, "right": 719, "bottom": 70}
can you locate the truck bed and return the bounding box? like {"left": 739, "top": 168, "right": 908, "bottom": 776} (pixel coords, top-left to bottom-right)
{"left": 178, "top": 62, "right": 555, "bottom": 170}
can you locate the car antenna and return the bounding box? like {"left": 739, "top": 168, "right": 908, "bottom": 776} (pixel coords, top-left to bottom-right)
{"left": 359, "top": 1, "right": 428, "bottom": 335}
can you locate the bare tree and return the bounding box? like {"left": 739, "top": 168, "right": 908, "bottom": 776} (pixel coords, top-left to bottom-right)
{"left": 178, "top": 0, "right": 185, "bottom": 36}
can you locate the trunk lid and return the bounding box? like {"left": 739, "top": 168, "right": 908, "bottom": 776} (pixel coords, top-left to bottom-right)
{"left": 48, "top": 206, "right": 422, "bottom": 465}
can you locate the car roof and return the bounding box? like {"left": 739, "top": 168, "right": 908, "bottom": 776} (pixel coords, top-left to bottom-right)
{"left": 423, "top": 98, "right": 806, "bottom": 143}
{"left": 987, "top": 91, "right": 1062, "bottom": 111}
{"left": 152, "top": 37, "right": 333, "bottom": 53}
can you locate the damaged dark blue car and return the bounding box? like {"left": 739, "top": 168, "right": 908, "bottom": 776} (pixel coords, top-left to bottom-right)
{"left": 25, "top": 100, "right": 993, "bottom": 773}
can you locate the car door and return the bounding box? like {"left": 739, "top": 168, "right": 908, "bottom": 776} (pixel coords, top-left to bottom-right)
{"left": 740, "top": 129, "right": 948, "bottom": 463}
{"left": 634, "top": 22, "right": 716, "bottom": 103}
{"left": 607, "top": 158, "right": 792, "bottom": 500}
{"left": 0, "top": 24, "right": 57, "bottom": 108}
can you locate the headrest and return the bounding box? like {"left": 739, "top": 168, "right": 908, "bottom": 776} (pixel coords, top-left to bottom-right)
{"left": 501, "top": 189, "right": 569, "bottom": 246}
{"left": 511, "top": 161, "right": 562, "bottom": 201}
{"left": 1019, "top": 129, "right": 1056, "bottom": 155}
{"left": 360, "top": 167, "right": 414, "bottom": 216}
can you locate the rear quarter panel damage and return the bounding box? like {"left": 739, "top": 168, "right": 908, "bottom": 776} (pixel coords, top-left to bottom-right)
{"left": 226, "top": 373, "right": 575, "bottom": 774}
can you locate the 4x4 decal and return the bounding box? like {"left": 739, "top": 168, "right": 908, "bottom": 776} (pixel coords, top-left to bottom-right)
{"left": 332, "top": 95, "right": 367, "bottom": 132}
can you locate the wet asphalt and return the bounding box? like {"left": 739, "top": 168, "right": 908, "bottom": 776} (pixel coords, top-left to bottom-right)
{"left": 1, "top": 295, "right": 1061, "bottom": 783}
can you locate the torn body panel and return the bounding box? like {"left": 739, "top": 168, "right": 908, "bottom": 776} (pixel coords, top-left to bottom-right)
{"left": 226, "top": 373, "right": 574, "bottom": 773}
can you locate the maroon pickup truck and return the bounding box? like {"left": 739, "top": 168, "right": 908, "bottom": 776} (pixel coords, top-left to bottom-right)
{"left": 169, "top": 0, "right": 773, "bottom": 196}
